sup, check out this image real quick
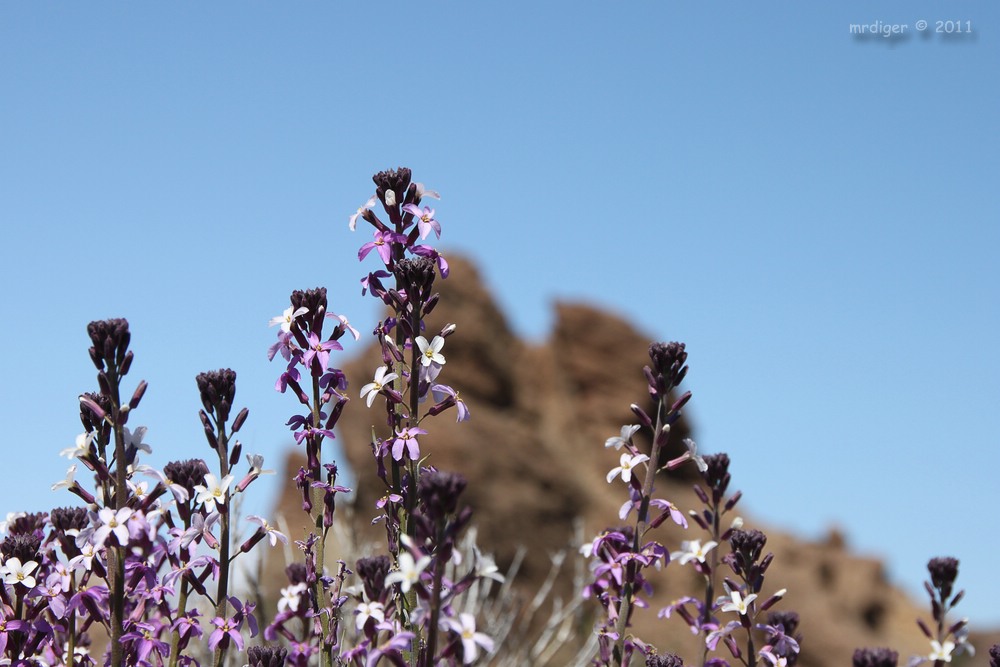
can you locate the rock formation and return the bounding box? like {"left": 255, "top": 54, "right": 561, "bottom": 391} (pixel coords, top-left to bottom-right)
{"left": 270, "top": 255, "right": 984, "bottom": 666}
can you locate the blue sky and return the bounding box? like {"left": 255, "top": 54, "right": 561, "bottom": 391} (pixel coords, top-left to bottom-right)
{"left": 1, "top": 2, "right": 998, "bottom": 625}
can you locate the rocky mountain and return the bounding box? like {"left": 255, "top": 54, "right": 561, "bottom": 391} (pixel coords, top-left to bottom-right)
{"left": 270, "top": 255, "right": 988, "bottom": 666}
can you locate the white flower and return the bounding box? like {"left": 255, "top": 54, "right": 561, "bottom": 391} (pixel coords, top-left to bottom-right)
{"left": 384, "top": 189, "right": 396, "bottom": 207}
{"left": 355, "top": 601, "right": 385, "bottom": 630}
{"left": 247, "top": 516, "right": 288, "bottom": 546}
{"left": 415, "top": 183, "right": 441, "bottom": 200}
{"left": 125, "top": 426, "right": 151, "bottom": 453}
{"left": 193, "top": 473, "right": 234, "bottom": 513}
{"left": 60, "top": 432, "right": 95, "bottom": 460}
{"left": 246, "top": 454, "right": 275, "bottom": 477}
{"left": 605, "top": 425, "right": 640, "bottom": 450}
{"left": 385, "top": 552, "right": 431, "bottom": 594}
{"left": 135, "top": 464, "right": 190, "bottom": 503}
{"left": 683, "top": 438, "right": 708, "bottom": 473}
{"left": 69, "top": 542, "right": 97, "bottom": 572}
{"left": 415, "top": 336, "right": 446, "bottom": 367}
{"left": 360, "top": 366, "right": 399, "bottom": 408}
{"left": 93, "top": 507, "right": 133, "bottom": 549}
{"left": 349, "top": 196, "right": 378, "bottom": 231}
{"left": 671, "top": 540, "right": 718, "bottom": 565}
{"left": 606, "top": 453, "right": 649, "bottom": 484}
{"left": 51, "top": 465, "right": 77, "bottom": 491}
{"left": 269, "top": 306, "right": 309, "bottom": 333}
{"left": 2, "top": 558, "right": 39, "bottom": 589}
{"left": 444, "top": 613, "right": 494, "bottom": 664}
{"left": 929, "top": 640, "right": 955, "bottom": 662}
{"left": 720, "top": 588, "right": 757, "bottom": 616}
{"left": 278, "top": 582, "right": 307, "bottom": 613}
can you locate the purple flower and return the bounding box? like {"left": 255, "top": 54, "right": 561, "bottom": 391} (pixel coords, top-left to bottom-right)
{"left": 430, "top": 384, "right": 470, "bottom": 422}
{"left": 359, "top": 230, "right": 402, "bottom": 265}
{"left": 208, "top": 615, "right": 244, "bottom": 651}
{"left": 391, "top": 426, "right": 427, "bottom": 461}
{"left": 410, "top": 244, "right": 449, "bottom": 278}
{"left": 301, "top": 332, "right": 342, "bottom": 374}
{"left": 122, "top": 621, "right": 170, "bottom": 663}
{"left": 402, "top": 204, "right": 441, "bottom": 239}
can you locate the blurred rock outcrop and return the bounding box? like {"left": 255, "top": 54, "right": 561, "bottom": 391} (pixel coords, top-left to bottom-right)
{"left": 270, "top": 255, "right": 983, "bottom": 666}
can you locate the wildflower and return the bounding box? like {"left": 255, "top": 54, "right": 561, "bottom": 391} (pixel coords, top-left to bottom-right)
{"left": 415, "top": 182, "right": 441, "bottom": 200}
{"left": 51, "top": 465, "right": 77, "bottom": 491}
{"left": 402, "top": 203, "right": 441, "bottom": 239}
{"left": 328, "top": 311, "right": 361, "bottom": 341}
{"left": 444, "top": 613, "right": 494, "bottom": 664}
{"left": 605, "top": 425, "right": 640, "bottom": 450}
{"left": 268, "top": 331, "right": 294, "bottom": 362}
{"left": 68, "top": 543, "right": 98, "bottom": 572}
{"left": 302, "top": 332, "right": 342, "bottom": 373}
{"left": 355, "top": 600, "right": 385, "bottom": 630}
{"left": 121, "top": 621, "right": 170, "bottom": 663}
{"left": 93, "top": 507, "right": 133, "bottom": 549}
{"left": 927, "top": 640, "right": 956, "bottom": 662}
{"left": 1, "top": 558, "right": 38, "bottom": 589}
{"left": 671, "top": 540, "right": 718, "bottom": 565}
{"left": 606, "top": 453, "right": 649, "bottom": 484}
{"left": 349, "top": 195, "right": 377, "bottom": 231}
{"left": 385, "top": 552, "right": 431, "bottom": 594}
{"left": 391, "top": 426, "right": 427, "bottom": 462}
{"left": 668, "top": 437, "right": 708, "bottom": 472}
{"left": 430, "top": 383, "right": 471, "bottom": 422}
{"left": 360, "top": 366, "right": 399, "bottom": 408}
{"left": 60, "top": 432, "right": 95, "bottom": 460}
{"left": 415, "top": 335, "right": 446, "bottom": 367}
{"left": 359, "top": 230, "right": 399, "bottom": 265}
{"left": 277, "top": 583, "right": 307, "bottom": 614}
{"left": 193, "top": 473, "right": 234, "bottom": 514}
{"left": 246, "top": 516, "right": 288, "bottom": 547}
{"left": 248, "top": 646, "right": 289, "bottom": 667}
{"left": 123, "top": 426, "right": 152, "bottom": 455}
{"left": 208, "top": 614, "right": 244, "bottom": 651}
{"left": 269, "top": 306, "right": 309, "bottom": 333}
{"left": 720, "top": 588, "right": 757, "bottom": 616}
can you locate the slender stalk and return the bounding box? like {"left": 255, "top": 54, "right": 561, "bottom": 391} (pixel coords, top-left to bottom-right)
{"left": 108, "top": 366, "right": 127, "bottom": 667}
{"left": 612, "top": 398, "right": 667, "bottom": 665}
{"left": 212, "top": 420, "right": 232, "bottom": 667}
{"left": 309, "top": 374, "right": 333, "bottom": 667}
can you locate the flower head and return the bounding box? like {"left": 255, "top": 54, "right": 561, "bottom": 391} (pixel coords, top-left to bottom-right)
{"left": 360, "top": 366, "right": 399, "bottom": 408}
{"left": 1, "top": 558, "right": 38, "bottom": 589}
{"left": 385, "top": 552, "right": 431, "bottom": 594}
{"left": 415, "top": 335, "right": 446, "bottom": 367}
{"left": 349, "top": 195, "right": 377, "bottom": 231}
{"left": 606, "top": 453, "right": 649, "bottom": 484}
{"left": 444, "top": 613, "right": 494, "bottom": 664}
{"left": 193, "top": 473, "right": 234, "bottom": 513}
{"left": 269, "top": 306, "right": 309, "bottom": 333}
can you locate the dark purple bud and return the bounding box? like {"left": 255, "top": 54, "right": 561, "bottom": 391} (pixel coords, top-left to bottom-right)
{"left": 230, "top": 441, "right": 242, "bottom": 467}
{"left": 648, "top": 341, "right": 688, "bottom": 390}
{"left": 372, "top": 167, "right": 412, "bottom": 210}
{"left": 950, "top": 589, "right": 965, "bottom": 607}
{"left": 646, "top": 653, "right": 684, "bottom": 667}
{"left": 916, "top": 617, "right": 933, "bottom": 639}
{"left": 702, "top": 453, "right": 732, "bottom": 498}
{"left": 1, "top": 533, "right": 41, "bottom": 563}
{"left": 692, "top": 484, "right": 709, "bottom": 505}
{"left": 87, "top": 319, "right": 130, "bottom": 368}
{"left": 163, "top": 459, "right": 210, "bottom": 497}
{"left": 240, "top": 529, "right": 266, "bottom": 554}
{"left": 989, "top": 644, "right": 1000, "bottom": 667}
{"left": 196, "top": 369, "right": 237, "bottom": 423}
{"left": 852, "top": 648, "right": 898, "bottom": 667}
{"left": 129, "top": 380, "right": 148, "bottom": 409}
{"left": 247, "top": 646, "right": 288, "bottom": 667}
{"left": 927, "top": 557, "right": 959, "bottom": 600}
{"left": 97, "top": 372, "right": 112, "bottom": 397}
{"left": 50, "top": 507, "right": 88, "bottom": 534}
{"left": 120, "top": 350, "right": 133, "bottom": 376}
{"left": 417, "top": 470, "right": 467, "bottom": 522}
{"left": 670, "top": 391, "right": 692, "bottom": 413}
{"left": 724, "top": 490, "right": 742, "bottom": 512}
{"left": 630, "top": 404, "right": 653, "bottom": 429}
{"left": 690, "top": 512, "right": 709, "bottom": 531}
{"left": 356, "top": 555, "right": 392, "bottom": 603}
{"left": 79, "top": 394, "right": 107, "bottom": 424}
{"left": 423, "top": 293, "right": 440, "bottom": 316}
{"left": 232, "top": 407, "right": 249, "bottom": 433}
{"left": 395, "top": 257, "right": 437, "bottom": 304}
{"left": 289, "top": 288, "right": 328, "bottom": 336}
{"left": 729, "top": 529, "right": 767, "bottom": 574}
